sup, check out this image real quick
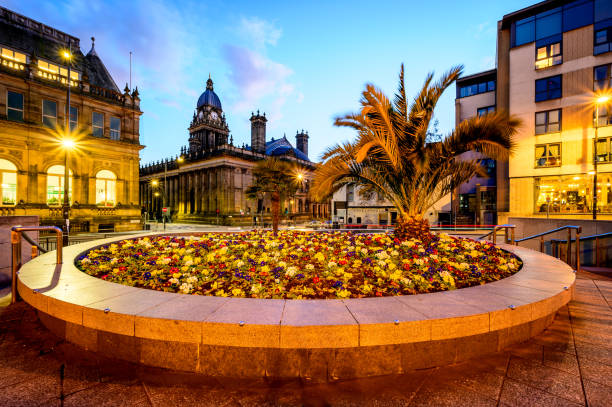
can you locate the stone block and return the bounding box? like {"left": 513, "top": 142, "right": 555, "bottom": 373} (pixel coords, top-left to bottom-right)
{"left": 199, "top": 344, "right": 266, "bottom": 377}
{"left": 400, "top": 338, "right": 457, "bottom": 370}
{"left": 37, "top": 310, "right": 66, "bottom": 338}
{"left": 330, "top": 345, "right": 402, "bottom": 379}
{"left": 66, "top": 321, "right": 98, "bottom": 351}
{"left": 97, "top": 330, "right": 140, "bottom": 364}
{"left": 140, "top": 337, "right": 199, "bottom": 371}
{"left": 265, "top": 348, "right": 304, "bottom": 378}
{"left": 455, "top": 331, "right": 499, "bottom": 363}
{"left": 430, "top": 313, "right": 490, "bottom": 340}
{"left": 497, "top": 322, "right": 531, "bottom": 350}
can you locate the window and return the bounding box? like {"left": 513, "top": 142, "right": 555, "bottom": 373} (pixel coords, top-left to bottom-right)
{"left": 595, "top": 0, "right": 612, "bottom": 22}
{"left": 46, "top": 165, "right": 72, "bottom": 206}
{"left": 535, "top": 143, "right": 561, "bottom": 167}
{"left": 536, "top": 42, "right": 562, "bottom": 69}
{"left": 110, "top": 117, "right": 120, "bottom": 140}
{"left": 68, "top": 106, "right": 78, "bottom": 131}
{"left": 7, "top": 91, "right": 23, "bottom": 121}
{"left": 595, "top": 137, "right": 612, "bottom": 162}
{"left": 458, "top": 80, "right": 495, "bottom": 98}
{"left": 535, "top": 173, "right": 612, "bottom": 214}
{"left": 563, "top": 0, "right": 594, "bottom": 32}
{"left": 514, "top": 16, "right": 535, "bottom": 46}
{"left": 347, "top": 185, "right": 354, "bottom": 202}
{"left": 481, "top": 159, "right": 496, "bottom": 177}
{"left": 594, "top": 64, "right": 612, "bottom": 90}
{"left": 477, "top": 106, "right": 496, "bottom": 116}
{"left": 535, "top": 75, "right": 562, "bottom": 102}
{"left": 1, "top": 47, "right": 26, "bottom": 63}
{"left": 536, "top": 7, "right": 562, "bottom": 40}
{"left": 595, "top": 27, "right": 612, "bottom": 55}
{"left": 535, "top": 109, "right": 561, "bottom": 134}
{"left": 595, "top": 104, "right": 612, "bottom": 127}
{"left": 92, "top": 112, "right": 104, "bottom": 137}
{"left": 95, "top": 170, "right": 116, "bottom": 207}
{"left": 42, "top": 100, "right": 57, "bottom": 128}
{"left": 0, "top": 159, "right": 17, "bottom": 206}
{"left": 37, "top": 60, "right": 79, "bottom": 82}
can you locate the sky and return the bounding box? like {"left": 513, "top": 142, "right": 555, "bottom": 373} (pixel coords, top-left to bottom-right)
{"left": 6, "top": 0, "right": 536, "bottom": 164}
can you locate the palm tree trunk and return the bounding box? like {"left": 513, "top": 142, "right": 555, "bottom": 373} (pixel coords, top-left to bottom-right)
{"left": 271, "top": 191, "right": 280, "bottom": 235}
{"left": 395, "top": 214, "right": 431, "bottom": 241}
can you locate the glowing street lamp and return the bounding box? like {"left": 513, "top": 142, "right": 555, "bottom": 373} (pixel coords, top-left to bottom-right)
{"left": 61, "top": 137, "right": 76, "bottom": 245}
{"left": 593, "top": 94, "right": 611, "bottom": 220}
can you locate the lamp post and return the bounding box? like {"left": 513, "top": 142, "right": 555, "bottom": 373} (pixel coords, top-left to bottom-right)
{"left": 61, "top": 42, "right": 72, "bottom": 245}
{"left": 593, "top": 95, "right": 610, "bottom": 220}
{"left": 153, "top": 156, "right": 183, "bottom": 231}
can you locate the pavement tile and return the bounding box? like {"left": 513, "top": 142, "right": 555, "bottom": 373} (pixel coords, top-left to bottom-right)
{"left": 506, "top": 357, "right": 585, "bottom": 404}
{"left": 574, "top": 339, "right": 612, "bottom": 366}
{"left": 145, "top": 384, "right": 240, "bottom": 407}
{"left": 577, "top": 356, "right": 612, "bottom": 387}
{"left": 62, "top": 362, "right": 102, "bottom": 396}
{"left": 506, "top": 341, "right": 544, "bottom": 360}
{"left": 408, "top": 379, "right": 497, "bottom": 407}
{"left": 498, "top": 378, "right": 582, "bottom": 407}
{"left": 542, "top": 348, "right": 580, "bottom": 375}
{"left": 583, "top": 379, "right": 612, "bottom": 407}
{"left": 63, "top": 382, "right": 151, "bottom": 407}
{"left": 0, "top": 373, "right": 61, "bottom": 407}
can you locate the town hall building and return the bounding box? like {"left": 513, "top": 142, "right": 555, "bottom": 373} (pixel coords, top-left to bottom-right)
{"left": 139, "top": 77, "right": 329, "bottom": 225}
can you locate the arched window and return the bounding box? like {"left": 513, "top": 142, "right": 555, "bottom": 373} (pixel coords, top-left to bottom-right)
{"left": 95, "top": 170, "right": 116, "bottom": 207}
{"left": 47, "top": 165, "right": 72, "bottom": 206}
{"left": 0, "top": 159, "right": 17, "bottom": 206}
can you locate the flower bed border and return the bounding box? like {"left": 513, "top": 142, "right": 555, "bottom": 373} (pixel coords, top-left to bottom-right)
{"left": 17, "top": 232, "right": 575, "bottom": 381}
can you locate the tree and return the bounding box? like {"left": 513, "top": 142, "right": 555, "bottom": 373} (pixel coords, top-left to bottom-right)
{"left": 311, "top": 64, "right": 520, "bottom": 241}
{"left": 246, "top": 157, "right": 301, "bottom": 234}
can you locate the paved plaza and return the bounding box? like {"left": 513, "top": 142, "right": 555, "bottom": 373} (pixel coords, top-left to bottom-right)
{"left": 0, "top": 269, "right": 609, "bottom": 406}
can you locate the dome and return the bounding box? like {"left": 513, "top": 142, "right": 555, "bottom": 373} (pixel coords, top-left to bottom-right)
{"left": 197, "top": 77, "right": 222, "bottom": 110}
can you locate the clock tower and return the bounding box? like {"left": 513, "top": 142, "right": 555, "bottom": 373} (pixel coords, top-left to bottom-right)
{"left": 188, "top": 76, "right": 229, "bottom": 152}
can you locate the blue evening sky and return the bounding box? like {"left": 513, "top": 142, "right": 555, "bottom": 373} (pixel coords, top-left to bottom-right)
{"left": 6, "top": 0, "right": 534, "bottom": 164}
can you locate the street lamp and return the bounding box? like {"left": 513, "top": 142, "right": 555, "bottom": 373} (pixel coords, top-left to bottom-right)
{"left": 61, "top": 42, "right": 72, "bottom": 245}
{"left": 593, "top": 95, "right": 610, "bottom": 220}
{"left": 151, "top": 156, "right": 184, "bottom": 231}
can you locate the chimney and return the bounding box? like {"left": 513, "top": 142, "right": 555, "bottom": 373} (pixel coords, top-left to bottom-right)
{"left": 296, "top": 129, "right": 309, "bottom": 158}
{"left": 250, "top": 110, "right": 267, "bottom": 153}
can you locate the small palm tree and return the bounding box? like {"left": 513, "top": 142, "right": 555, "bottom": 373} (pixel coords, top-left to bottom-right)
{"left": 311, "top": 64, "right": 520, "bottom": 241}
{"left": 247, "top": 157, "right": 300, "bottom": 234}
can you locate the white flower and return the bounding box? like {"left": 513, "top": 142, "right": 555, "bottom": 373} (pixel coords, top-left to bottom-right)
{"left": 170, "top": 242, "right": 179, "bottom": 248}
{"left": 187, "top": 276, "right": 198, "bottom": 284}
{"left": 162, "top": 257, "right": 172, "bottom": 264}
{"left": 169, "top": 277, "right": 179, "bottom": 285}
{"left": 375, "top": 251, "right": 389, "bottom": 260}
{"left": 327, "top": 261, "right": 337, "bottom": 269}
{"left": 306, "top": 264, "right": 315, "bottom": 271}
{"left": 179, "top": 282, "right": 193, "bottom": 294}
{"left": 286, "top": 266, "right": 298, "bottom": 277}
{"left": 391, "top": 250, "right": 399, "bottom": 257}
{"left": 378, "top": 260, "right": 387, "bottom": 268}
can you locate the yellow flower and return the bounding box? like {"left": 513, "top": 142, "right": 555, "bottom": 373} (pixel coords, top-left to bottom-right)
{"left": 337, "top": 289, "right": 351, "bottom": 298}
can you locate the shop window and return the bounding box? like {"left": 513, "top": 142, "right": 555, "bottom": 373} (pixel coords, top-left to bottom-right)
{"left": 595, "top": 104, "right": 612, "bottom": 127}
{"left": 595, "top": 137, "right": 612, "bottom": 162}
{"left": 535, "top": 75, "right": 562, "bottom": 102}
{"left": 535, "top": 143, "right": 561, "bottom": 167}
{"left": 535, "top": 109, "right": 561, "bottom": 134}
{"left": 7, "top": 90, "right": 23, "bottom": 122}
{"left": 42, "top": 99, "right": 57, "bottom": 128}
{"left": 535, "top": 173, "right": 612, "bottom": 214}
{"left": 46, "top": 165, "right": 72, "bottom": 206}
{"left": 535, "top": 42, "right": 562, "bottom": 69}
{"left": 0, "top": 159, "right": 17, "bottom": 206}
{"left": 95, "top": 170, "right": 116, "bottom": 207}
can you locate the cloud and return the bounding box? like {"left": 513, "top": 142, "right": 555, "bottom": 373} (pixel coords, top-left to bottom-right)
{"left": 473, "top": 21, "right": 495, "bottom": 40}
{"left": 238, "top": 16, "right": 282, "bottom": 50}
{"left": 222, "top": 44, "right": 294, "bottom": 123}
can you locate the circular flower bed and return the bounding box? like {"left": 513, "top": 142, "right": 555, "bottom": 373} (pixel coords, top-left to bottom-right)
{"left": 76, "top": 231, "right": 521, "bottom": 299}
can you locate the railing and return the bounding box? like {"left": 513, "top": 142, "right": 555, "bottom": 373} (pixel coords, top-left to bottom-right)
{"left": 514, "top": 225, "right": 582, "bottom": 272}
{"left": 551, "top": 231, "right": 612, "bottom": 268}
{"left": 479, "top": 224, "right": 516, "bottom": 245}
{"left": 11, "top": 226, "right": 63, "bottom": 304}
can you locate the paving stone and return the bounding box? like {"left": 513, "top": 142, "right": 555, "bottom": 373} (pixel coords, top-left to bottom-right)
{"left": 542, "top": 348, "right": 580, "bottom": 375}
{"left": 583, "top": 379, "right": 612, "bottom": 407}
{"left": 577, "top": 356, "right": 612, "bottom": 387}
{"left": 574, "top": 339, "right": 612, "bottom": 366}
{"left": 506, "top": 357, "right": 585, "bottom": 404}
{"left": 0, "top": 374, "right": 61, "bottom": 407}
{"left": 145, "top": 384, "right": 240, "bottom": 406}
{"left": 63, "top": 382, "right": 151, "bottom": 407}
{"left": 408, "top": 379, "right": 497, "bottom": 407}
{"left": 498, "top": 378, "right": 582, "bottom": 407}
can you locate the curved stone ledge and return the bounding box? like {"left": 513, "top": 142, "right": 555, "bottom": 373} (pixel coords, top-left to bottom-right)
{"left": 17, "top": 232, "right": 575, "bottom": 380}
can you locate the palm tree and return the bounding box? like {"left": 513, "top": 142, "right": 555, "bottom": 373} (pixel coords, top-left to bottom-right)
{"left": 247, "top": 157, "right": 300, "bottom": 234}
{"left": 311, "top": 64, "right": 520, "bottom": 241}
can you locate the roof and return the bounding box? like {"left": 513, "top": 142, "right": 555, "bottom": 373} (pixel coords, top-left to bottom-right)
{"left": 197, "top": 77, "right": 222, "bottom": 110}
{"left": 501, "top": 0, "right": 572, "bottom": 28}
{"left": 0, "top": 7, "right": 120, "bottom": 92}
{"left": 265, "top": 136, "right": 310, "bottom": 161}
{"left": 456, "top": 69, "right": 497, "bottom": 86}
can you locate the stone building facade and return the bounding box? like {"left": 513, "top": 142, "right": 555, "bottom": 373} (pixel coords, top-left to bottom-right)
{"left": 0, "top": 7, "right": 143, "bottom": 232}
{"left": 139, "top": 78, "right": 329, "bottom": 225}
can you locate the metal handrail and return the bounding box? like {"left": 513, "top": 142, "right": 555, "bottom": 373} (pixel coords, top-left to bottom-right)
{"left": 11, "top": 226, "right": 63, "bottom": 304}
{"left": 21, "top": 230, "right": 49, "bottom": 254}
{"left": 479, "top": 224, "right": 516, "bottom": 245}
{"left": 514, "top": 225, "right": 582, "bottom": 243}
{"left": 553, "top": 231, "right": 612, "bottom": 268}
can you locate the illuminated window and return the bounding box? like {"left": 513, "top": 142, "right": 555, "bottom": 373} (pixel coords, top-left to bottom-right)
{"left": 535, "top": 109, "right": 561, "bottom": 134}
{"left": 535, "top": 173, "right": 612, "bottom": 214}
{"left": 595, "top": 104, "right": 612, "bottom": 127}
{"left": 92, "top": 112, "right": 104, "bottom": 137}
{"left": 110, "top": 117, "right": 120, "bottom": 140}
{"left": 7, "top": 90, "right": 23, "bottom": 122}
{"left": 535, "top": 143, "right": 561, "bottom": 167}
{"left": 95, "top": 170, "right": 116, "bottom": 207}
{"left": 46, "top": 165, "right": 72, "bottom": 206}
{"left": 477, "top": 106, "right": 495, "bottom": 116}
{"left": 1, "top": 47, "right": 26, "bottom": 63}
{"left": 535, "top": 75, "right": 562, "bottom": 102}
{"left": 37, "top": 60, "right": 79, "bottom": 84}
{"left": 535, "top": 42, "right": 562, "bottom": 69}
{"left": 42, "top": 100, "right": 57, "bottom": 128}
{"left": 595, "top": 137, "right": 612, "bottom": 162}
{"left": 0, "top": 159, "right": 17, "bottom": 206}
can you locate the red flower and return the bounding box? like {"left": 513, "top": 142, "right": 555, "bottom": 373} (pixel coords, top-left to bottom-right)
{"left": 375, "top": 291, "right": 382, "bottom": 297}
{"left": 250, "top": 267, "right": 256, "bottom": 272}
{"left": 119, "top": 266, "right": 127, "bottom": 272}
{"left": 339, "top": 259, "right": 347, "bottom": 266}
{"left": 402, "top": 263, "right": 411, "bottom": 271}
{"left": 313, "top": 276, "right": 320, "bottom": 284}
{"left": 101, "top": 274, "right": 108, "bottom": 280}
